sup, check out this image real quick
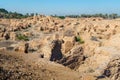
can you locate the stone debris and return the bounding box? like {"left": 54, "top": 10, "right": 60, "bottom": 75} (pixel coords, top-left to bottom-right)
{"left": 0, "top": 16, "right": 120, "bottom": 80}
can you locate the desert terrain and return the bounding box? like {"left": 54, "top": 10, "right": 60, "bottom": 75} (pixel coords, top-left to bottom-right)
{"left": 0, "top": 16, "right": 120, "bottom": 80}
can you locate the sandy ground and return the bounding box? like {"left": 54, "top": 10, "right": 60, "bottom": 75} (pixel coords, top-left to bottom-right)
{"left": 0, "top": 51, "right": 81, "bottom": 80}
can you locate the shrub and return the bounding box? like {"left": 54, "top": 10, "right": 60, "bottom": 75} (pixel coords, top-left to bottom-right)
{"left": 75, "top": 36, "right": 84, "bottom": 44}
{"left": 17, "top": 34, "right": 29, "bottom": 41}
{"left": 58, "top": 16, "right": 65, "bottom": 19}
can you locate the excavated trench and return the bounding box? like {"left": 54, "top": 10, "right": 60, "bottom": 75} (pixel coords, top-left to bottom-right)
{"left": 48, "top": 40, "right": 86, "bottom": 70}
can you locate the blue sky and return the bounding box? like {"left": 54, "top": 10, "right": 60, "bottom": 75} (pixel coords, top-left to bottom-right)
{"left": 0, "top": 0, "right": 120, "bottom": 15}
